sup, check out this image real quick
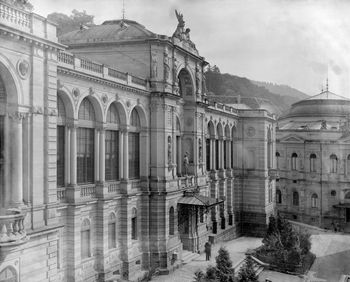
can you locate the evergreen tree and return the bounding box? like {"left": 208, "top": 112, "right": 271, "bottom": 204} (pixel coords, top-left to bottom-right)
{"left": 214, "top": 247, "right": 235, "bottom": 282}
{"left": 237, "top": 256, "right": 258, "bottom": 282}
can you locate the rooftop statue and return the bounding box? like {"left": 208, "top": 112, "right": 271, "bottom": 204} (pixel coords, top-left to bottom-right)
{"left": 172, "top": 9, "right": 196, "bottom": 49}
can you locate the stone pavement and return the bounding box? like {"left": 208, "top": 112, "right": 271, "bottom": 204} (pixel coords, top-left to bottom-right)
{"left": 151, "top": 237, "right": 262, "bottom": 282}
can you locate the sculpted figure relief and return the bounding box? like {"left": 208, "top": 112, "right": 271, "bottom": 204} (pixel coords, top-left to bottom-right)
{"left": 151, "top": 53, "right": 158, "bottom": 78}
{"left": 163, "top": 48, "right": 170, "bottom": 82}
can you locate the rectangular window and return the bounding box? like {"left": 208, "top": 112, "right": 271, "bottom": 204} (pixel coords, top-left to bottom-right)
{"left": 224, "top": 140, "right": 227, "bottom": 169}
{"left": 128, "top": 132, "right": 140, "bottom": 179}
{"left": 77, "top": 128, "right": 94, "bottom": 184}
{"left": 105, "top": 130, "right": 119, "bottom": 181}
{"left": 131, "top": 217, "right": 137, "bottom": 240}
{"left": 57, "top": 126, "right": 65, "bottom": 187}
{"left": 81, "top": 230, "right": 90, "bottom": 259}
{"left": 108, "top": 222, "right": 116, "bottom": 249}
{"left": 215, "top": 140, "right": 219, "bottom": 170}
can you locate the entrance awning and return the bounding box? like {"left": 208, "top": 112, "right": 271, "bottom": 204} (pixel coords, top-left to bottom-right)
{"left": 178, "top": 195, "right": 224, "bottom": 207}
{"left": 333, "top": 203, "right": 350, "bottom": 208}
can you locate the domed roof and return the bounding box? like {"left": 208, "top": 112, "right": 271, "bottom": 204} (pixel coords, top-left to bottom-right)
{"left": 59, "top": 19, "right": 158, "bottom": 45}
{"left": 281, "top": 90, "right": 350, "bottom": 119}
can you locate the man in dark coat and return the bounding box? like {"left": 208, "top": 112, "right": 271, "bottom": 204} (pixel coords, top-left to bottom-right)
{"left": 204, "top": 241, "right": 212, "bottom": 261}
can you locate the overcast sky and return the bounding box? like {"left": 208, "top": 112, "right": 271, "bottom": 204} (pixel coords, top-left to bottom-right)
{"left": 31, "top": 0, "right": 350, "bottom": 97}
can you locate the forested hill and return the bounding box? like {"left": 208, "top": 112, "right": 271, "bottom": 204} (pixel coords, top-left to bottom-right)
{"left": 205, "top": 66, "right": 309, "bottom": 115}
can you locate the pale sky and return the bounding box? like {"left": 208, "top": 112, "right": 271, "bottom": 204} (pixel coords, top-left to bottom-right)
{"left": 31, "top": 0, "right": 350, "bottom": 97}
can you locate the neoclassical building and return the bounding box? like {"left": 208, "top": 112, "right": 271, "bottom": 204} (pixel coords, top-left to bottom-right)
{"left": 276, "top": 89, "right": 350, "bottom": 232}
{"left": 0, "top": 1, "right": 276, "bottom": 281}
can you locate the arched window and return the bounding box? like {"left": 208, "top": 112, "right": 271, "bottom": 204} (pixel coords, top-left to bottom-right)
{"left": 293, "top": 191, "right": 299, "bottom": 206}
{"left": 311, "top": 194, "right": 318, "bottom": 208}
{"left": 330, "top": 154, "right": 338, "bottom": 173}
{"left": 331, "top": 190, "right": 336, "bottom": 197}
{"left": 268, "top": 183, "right": 273, "bottom": 203}
{"left": 231, "top": 126, "right": 236, "bottom": 169}
{"left": 291, "top": 153, "right": 298, "bottom": 171}
{"left": 169, "top": 207, "right": 175, "bottom": 236}
{"left": 0, "top": 266, "right": 17, "bottom": 282}
{"left": 207, "top": 122, "right": 215, "bottom": 171}
{"left": 276, "top": 189, "right": 282, "bottom": 204}
{"left": 275, "top": 152, "right": 280, "bottom": 169}
{"left": 108, "top": 213, "right": 116, "bottom": 249}
{"left": 267, "top": 128, "right": 272, "bottom": 169}
{"left": 224, "top": 125, "right": 230, "bottom": 169}
{"left": 347, "top": 155, "right": 350, "bottom": 175}
{"left": 131, "top": 208, "right": 138, "bottom": 240}
{"left": 81, "top": 218, "right": 91, "bottom": 259}
{"left": 57, "top": 95, "right": 66, "bottom": 187}
{"left": 77, "top": 98, "right": 95, "bottom": 184}
{"left": 216, "top": 124, "right": 223, "bottom": 170}
{"left": 105, "top": 103, "right": 120, "bottom": 181}
{"left": 310, "top": 154, "right": 316, "bottom": 172}
{"left": 129, "top": 109, "right": 140, "bottom": 179}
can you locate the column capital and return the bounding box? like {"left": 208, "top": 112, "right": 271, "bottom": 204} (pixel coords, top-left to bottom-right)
{"left": 8, "top": 111, "right": 27, "bottom": 122}
{"left": 67, "top": 120, "right": 78, "bottom": 129}
{"left": 120, "top": 126, "right": 129, "bottom": 134}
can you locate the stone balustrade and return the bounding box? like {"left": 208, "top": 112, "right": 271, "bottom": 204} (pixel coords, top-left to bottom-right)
{"left": 57, "top": 51, "right": 148, "bottom": 90}
{"left": 107, "top": 181, "right": 120, "bottom": 194}
{"left": 0, "top": 208, "right": 27, "bottom": 245}
{"left": 0, "top": 2, "right": 30, "bottom": 32}
{"left": 80, "top": 184, "right": 96, "bottom": 199}
{"left": 57, "top": 187, "right": 66, "bottom": 202}
{"left": 268, "top": 168, "right": 279, "bottom": 180}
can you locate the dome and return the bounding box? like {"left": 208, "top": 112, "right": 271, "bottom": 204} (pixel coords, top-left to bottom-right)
{"left": 281, "top": 90, "right": 350, "bottom": 119}
{"left": 59, "top": 19, "right": 158, "bottom": 45}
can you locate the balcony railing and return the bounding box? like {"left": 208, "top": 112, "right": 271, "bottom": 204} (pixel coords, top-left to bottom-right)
{"left": 80, "top": 184, "right": 96, "bottom": 199}
{"left": 107, "top": 181, "right": 120, "bottom": 194}
{"left": 268, "top": 169, "right": 279, "bottom": 180}
{"left": 57, "top": 187, "right": 66, "bottom": 202}
{"left": 0, "top": 209, "right": 27, "bottom": 246}
{"left": 0, "top": 2, "right": 31, "bottom": 32}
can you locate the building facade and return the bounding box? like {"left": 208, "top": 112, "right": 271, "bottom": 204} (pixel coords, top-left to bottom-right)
{"left": 276, "top": 89, "right": 350, "bottom": 232}
{"left": 0, "top": 1, "right": 276, "bottom": 281}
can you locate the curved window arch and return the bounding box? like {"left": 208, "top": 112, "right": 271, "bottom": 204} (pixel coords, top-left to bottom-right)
{"left": 0, "top": 266, "right": 17, "bottom": 282}
{"left": 105, "top": 103, "right": 120, "bottom": 181}
{"left": 311, "top": 193, "right": 318, "bottom": 208}
{"left": 169, "top": 207, "right": 175, "bottom": 236}
{"left": 331, "top": 190, "right": 336, "bottom": 196}
{"left": 206, "top": 122, "right": 215, "bottom": 171}
{"left": 291, "top": 153, "right": 298, "bottom": 171}
{"left": 129, "top": 108, "right": 141, "bottom": 179}
{"left": 310, "top": 154, "right": 317, "bottom": 172}
{"left": 276, "top": 189, "right": 282, "bottom": 204}
{"left": 131, "top": 207, "right": 138, "bottom": 240}
{"left": 330, "top": 154, "right": 338, "bottom": 173}
{"left": 231, "top": 126, "right": 237, "bottom": 169}
{"left": 293, "top": 191, "right": 299, "bottom": 206}
{"left": 81, "top": 218, "right": 91, "bottom": 259}
{"left": 108, "top": 213, "right": 117, "bottom": 249}
{"left": 178, "top": 69, "right": 194, "bottom": 97}
{"left": 77, "top": 98, "right": 95, "bottom": 184}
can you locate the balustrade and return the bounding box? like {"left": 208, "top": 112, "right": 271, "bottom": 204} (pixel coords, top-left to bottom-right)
{"left": 57, "top": 187, "right": 66, "bottom": 202}
{"left": 0, "top": 2, "right": 31, "bottom": 31}
{"left": 107, "top": 181, "right": 120, "bottom": 193}
{"left": 80, "top": 184, "right": 96, "bottom": 198}
{"left": 0, "top": 209, "right": 27, "bottom": 245}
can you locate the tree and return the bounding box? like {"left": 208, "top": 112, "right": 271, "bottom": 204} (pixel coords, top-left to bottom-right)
{"left": 47, "top": 10, "right": 95, "bottom": 36}
{"left": 214, "top": 247, "right": 235, "bottom": 282}
{"left": 237, "top": 256, "right": 258, "bottom": 282}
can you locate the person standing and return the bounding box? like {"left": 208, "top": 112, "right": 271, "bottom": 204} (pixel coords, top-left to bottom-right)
{"left": 204, "top": 241, "right": 212, "bottom": 261}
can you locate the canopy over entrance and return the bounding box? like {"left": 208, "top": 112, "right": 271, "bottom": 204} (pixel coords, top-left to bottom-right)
{"left": 178, "top": 194, "right": 223, "bottom": 207}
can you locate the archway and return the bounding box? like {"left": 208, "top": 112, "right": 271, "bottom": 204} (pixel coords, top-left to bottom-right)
{"left": 0, "top": 266, "right": 18, "bottom": 282}
{"left": 178, "top": 69, "right": 194, "bottom": 97}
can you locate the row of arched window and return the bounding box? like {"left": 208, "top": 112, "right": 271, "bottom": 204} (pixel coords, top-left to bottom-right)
{"left": 81, "top": 209, "right": 138, "bottom": 259}
{"left": 57, "top": 95, "right": 142, "bottom": 186}
{"left": 276, "top": 189, "right": 319, "bottom": 208}
{"left": 276, "top": 152, "right": 345, "bottom": 173}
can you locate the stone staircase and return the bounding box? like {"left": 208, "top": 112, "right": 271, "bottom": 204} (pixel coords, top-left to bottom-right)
{"left": 233, "top": 255, "right": 266, "bottom": 277}
{"left": 181, "top": 250, "right": 201, "bottom": 265}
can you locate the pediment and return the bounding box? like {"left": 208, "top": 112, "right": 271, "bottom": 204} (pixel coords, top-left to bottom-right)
{"left": 279, "top": 134, "right": 305, "bottom": 143}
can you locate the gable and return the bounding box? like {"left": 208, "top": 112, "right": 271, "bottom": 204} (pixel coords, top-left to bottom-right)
{"left": 279, "top": 134, "right": 305, "bottom": 143}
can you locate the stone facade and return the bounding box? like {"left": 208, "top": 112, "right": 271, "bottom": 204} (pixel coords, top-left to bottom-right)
{"left": 276, "top": 90, "right": 350, "bottom": 232}
{"left": 0, "top": 1, "right": 276, "bottom": 281}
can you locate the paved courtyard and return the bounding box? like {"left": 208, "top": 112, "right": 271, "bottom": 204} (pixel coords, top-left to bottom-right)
{"left": 151, "top": 233, "right": 350, "bottom": 282}
{"left": 151, "top": 237, "right": 262, "bottom": 282}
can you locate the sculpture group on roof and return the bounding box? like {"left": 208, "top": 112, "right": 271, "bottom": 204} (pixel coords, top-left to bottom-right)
{"left": 173, "top": 10, "right": 196, "bottom": 49}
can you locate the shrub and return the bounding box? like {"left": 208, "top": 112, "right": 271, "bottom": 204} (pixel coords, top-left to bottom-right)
{"left": 237, "top": 256, "right": 258, "bottom": 282}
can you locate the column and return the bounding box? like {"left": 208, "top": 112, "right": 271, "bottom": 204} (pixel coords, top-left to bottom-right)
{"left": 123, "top": 130, "right": 129, "bottom": 179}
{"left": 4, "top": 115, "right": 10, "bottom": 207}
{"left": 65, "top": 126, "right": 71, "bottom": 185}
{"left": 119, "top": 131, "right": 124, "bottom": 179}
{"left": 70, "top": 125, "right": 77, "bottom": 185}
{"left": 99, "top": 129, "right": 105, "bottom": 182}
{"left": 95, "top": 129, "right": 100, "bottom": 181}
{"left": 9, "top": 112, "right": 24, "bottom": 206}
{"left": 210, "top": 139, "right": 214, "bottom": 170}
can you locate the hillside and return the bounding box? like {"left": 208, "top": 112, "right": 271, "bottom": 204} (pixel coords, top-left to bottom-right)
{"left": 205, "top": 68, "right": 308, "bottom": 116}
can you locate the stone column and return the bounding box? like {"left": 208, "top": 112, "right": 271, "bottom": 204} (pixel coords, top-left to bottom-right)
{"left": 210, "top": 139, "right": 215, "bottom": 170}
{"left": 99, "top": 129, "right": 105, "bottom": 182}
{"left": 4, "top": 115, "right": 10, "bottom": 207}
{"left": 65, "top": 126, "right": 71, "bottom": 185}
{"left": 70, "top": 125, "right": 77, "bottom": 185}
{"left": 95, "top": 129, "right": 100, "bottom": 181}
{"left": 123, "top": 130, "right": 129, "bottom": 180}
{"left": 227, "top": 140, "right": 232, "bottom": 169}
{"left": 119, "top": 130, "right": 124, "bottom": 179}
{"left": 9, "top": 112, "right": 25, "bottom": 206}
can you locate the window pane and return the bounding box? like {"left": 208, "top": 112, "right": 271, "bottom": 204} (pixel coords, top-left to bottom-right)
{"left": 105, "top": 131, "right": 119, "bottom": 181}
{"left": 77, "top": 128, "right": 94, "bottom": 184}
{"left": 128, "top": 132, "right": 140, "bottom": 179}
{"left": 57, "top": 126, "right": 65, "bottom": 187}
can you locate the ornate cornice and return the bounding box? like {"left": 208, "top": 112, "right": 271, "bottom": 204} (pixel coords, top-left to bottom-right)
{"left": 57, "top": 67, "right": 149, "bottom": 97}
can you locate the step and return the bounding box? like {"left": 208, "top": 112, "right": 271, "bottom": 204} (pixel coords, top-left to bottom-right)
{"left": 181, "top": 250, "right": 200, "bottom": 264}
